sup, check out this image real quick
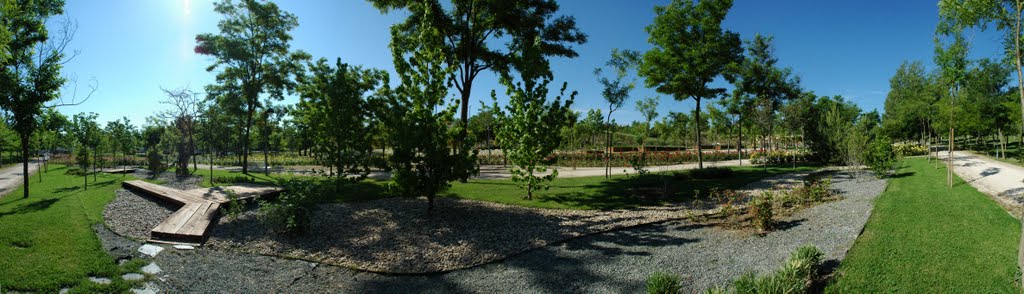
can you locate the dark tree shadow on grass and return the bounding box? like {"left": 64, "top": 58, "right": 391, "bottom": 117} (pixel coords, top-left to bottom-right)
{"left": 888, "top": 171, "right": 915, "bottom": 179}
{"left": 0, "top": 198, "right": 59, "bottom": 217}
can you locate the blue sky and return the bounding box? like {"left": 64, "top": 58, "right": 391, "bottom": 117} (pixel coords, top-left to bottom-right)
{"left": 55, "top": 0, "right": 1006, "bottom": 126}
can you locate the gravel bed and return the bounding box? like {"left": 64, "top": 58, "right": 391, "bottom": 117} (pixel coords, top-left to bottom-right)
{"left": 146, "top": 169, "right": 885, "bottom": 292}
{"left": 103, "top": 172, "right": 203, "bottom": 240}
{"left": 202, "top": 168, "right": 819, "bottom": 274}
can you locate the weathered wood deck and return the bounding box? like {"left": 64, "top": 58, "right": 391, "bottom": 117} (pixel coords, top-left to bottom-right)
{"left": 122, "top": 180, "right": 283, "bottom": 244}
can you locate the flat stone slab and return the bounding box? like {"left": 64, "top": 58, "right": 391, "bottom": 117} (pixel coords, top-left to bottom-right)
{"left": 141, "top": 262, "right": 162, "bottom": 275}
{"left": 132, "top": 282, "right": 158, "bottom": 294}
{"left": 88, "top": 277, "right": 112, "bottom": 284}
{"left": 122, "top": 273, "right": 145, "bottom": 281}
{"left": 138, "top": 244, "right": 164, "bottom": 257}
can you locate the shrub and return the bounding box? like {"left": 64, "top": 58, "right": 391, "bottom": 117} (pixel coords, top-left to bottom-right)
{"left": 864, "top": 138, "right": 897, "bottom": 178}
{"left": 223, "top": 190, "right": 245, "bottom": 220}
{"left": 64, "top": 167, "right": 86, "bottom": 176}
{"left": 726, "top": 245, "right": 824, "bottom": 294}
{"left": 750, "top": 191, "right": 774, "bottom": 232}
{"left": 781, "top": 176, "right": 834, "bottom": 207}
{"left": 214, "top": 175, "right": 256, "bottom": 185}
{"left": 630, "top": 152, "right": 650, "bottom": 176}
{"left": 749, "top": 150, "right": 812, "bottom": 165}
{"left": 646, "top": 271, "right": 682, "bottom": 294}
{"left": 893, "top": 143, "right": 928, "bottom": 156}
{"left": 259, "top": 178, "right": 324, "bottom": 236}
{"left": 688, "top": 167, "right": 734, "bottom": 179}
{"left": 147, "top": 148, "right": 165, "bottom": 175}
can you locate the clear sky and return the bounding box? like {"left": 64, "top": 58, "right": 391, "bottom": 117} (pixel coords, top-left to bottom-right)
{"left": 55, "top": 0, "right": 1006, "bottom": 126}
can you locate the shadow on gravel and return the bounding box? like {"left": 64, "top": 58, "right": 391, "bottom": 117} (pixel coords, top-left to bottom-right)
{"left": 774, "top": 219, "right": 807, "bottom": 231}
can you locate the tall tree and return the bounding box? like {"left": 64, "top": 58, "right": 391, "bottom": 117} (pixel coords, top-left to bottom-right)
{"left": 195, "top": 0, "right": 309, "bottom": 174}
{"left": 733, "top": 34, "right": 801, "bottom": 155}
{"left": 882, "top": 61, "right": 936, "bottom": 143}
{"left": 295, "top": 57, "right": 387, "bottom": 184}
{"left": 638, "top": 0, "right": 743, "bottom": 169}
{"left": 70, "top": 113, "right": 99, "bottom": 189}
{"left": 635, "top": 96, "right": 660, "bottom": 151}
{"left": 492, "top": 76, "right": 575, "bottom": 200}
{"left": 934, "top": 31, "right": 970, "bottom": 187}
{"left": 594, "top": 49, "right": 639, "bottom": 178}
{"left": 105, "top": 117, "right": 136, "bottom": 176}
{"left": 0, "top": 0, "right": 95, "bottom": 198}
{"left": 369, "top": 0, "right": 587, "bottom": 141}
{"left": 937, "top": 0, "right": 1024, "bottom": 156}
{"left": 382, "top": 10, "right": 476, "bottom": 212}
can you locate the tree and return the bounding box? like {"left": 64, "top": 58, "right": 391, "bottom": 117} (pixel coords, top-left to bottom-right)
{"left": 937, "top": 0, "right": 1024, "bottom": 158}
{"left": 733, "top": 34, "right": 801, "bottom": 156}
{"left": 0, "top": 0, "right": 90, "bottom": 198}
{"left": 105, "top": 117, "right": 136, "bottom": 176}
{"left": 492, "top": 76, "right": 575, "bottom": 200}
{"left": 882, "top": 61, "right": 936, "bottom": 143}
{"left": 369, "top": 0, "right": 587, "bottom": 141}
{"left": 934, "top": 31, "right": 970, "bottom": 187}
{"left": 159, "top": 87, "right": 202, "bottom": 176}
{"left": 295, "top": 57, "right": 387, "bottom": 184}
{"left": 635, "top": 96, "right": 660, "bottom": 151}
{"left": 381, "top": 11, "right": 476, "bottom": 212}
{"left": 638, "top": 0, "right": 743, "bottom": 169}
{"left": 195, "top": 0, "right": 309, "bottom": 174}
{"left": 595, "top": 49, "right": 639, "bottom": 178}
{"left": 70, "top": 113, "right": 99, "bottom": 189}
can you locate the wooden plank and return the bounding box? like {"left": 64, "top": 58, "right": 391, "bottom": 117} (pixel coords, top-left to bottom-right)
{"left": 123, "top": 180, "right": 204, "bottom": 205}
{"left": 179, "top": 203, "right": 220, "bottom": 237}
{"left": 152, "top": 203, "right": 203, "bottom": 235}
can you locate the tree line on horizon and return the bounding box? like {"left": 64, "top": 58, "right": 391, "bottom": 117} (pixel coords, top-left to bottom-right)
{"left": 2, "top": 0, "right": 896, "bottom": 205}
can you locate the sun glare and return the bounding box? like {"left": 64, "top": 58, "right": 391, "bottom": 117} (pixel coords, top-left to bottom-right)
{"left": 183, "top": 0, "right": 192, "bottom": 16}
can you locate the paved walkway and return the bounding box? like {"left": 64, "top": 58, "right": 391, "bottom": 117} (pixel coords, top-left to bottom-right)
{"left": 0, "top": 160, "right": 41, "bottom": 199}
{"left": 937, "top": 151, "right": 1024, "bottom": 210}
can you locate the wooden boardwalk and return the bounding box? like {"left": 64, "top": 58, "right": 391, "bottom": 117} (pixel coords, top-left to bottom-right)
{"left": 122, "top": 180, "right": 282, "bottom": 244}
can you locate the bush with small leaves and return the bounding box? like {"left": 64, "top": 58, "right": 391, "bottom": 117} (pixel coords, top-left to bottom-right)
{"left": 750, "top": 191, "right": 774, "bottom": 232}
{"left": 723, "top": 245, "right": 824, "bottom": 294}
{"left": 646, "top": 271, "right": 682, "bottom": 294}
{"left": 259, "top": 178, "right": 324, "bottom": 236}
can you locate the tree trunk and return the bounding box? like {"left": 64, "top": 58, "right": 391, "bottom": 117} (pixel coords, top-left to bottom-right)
{"left": 948, "top": 126, "right": 954, "bottom": 188}
{"left": 738, "top": 115, "right": 743, "bottom": 166}
{"left": 20, "top": 135, "right": 29, "bottom": 198}
{"left": 695, "top": 97, "right": 704, "bottom": 169}
{"left": 243, "top": 105, "right": 253, "bottom": 174}
{"left": 93, "top": 147, "right": 98, "bottom": 182}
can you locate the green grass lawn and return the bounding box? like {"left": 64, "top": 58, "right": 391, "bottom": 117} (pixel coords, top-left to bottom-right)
{"left": 0, "top": 165, "right": 144, "bottom": 292}
{"left": 827, "top": 158, "right": 1021, "bottom": 292}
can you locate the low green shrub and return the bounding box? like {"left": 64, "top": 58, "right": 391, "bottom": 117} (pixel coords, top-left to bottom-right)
{"left": 749, "top": 191, "right": 774, "bottom": 232}
{"left": 214, "top": 175, "right": 256, "bottom": 185}
{"left": 864, "top": 138, "right": 898, "bottom": 178}
{"left": 780, "top": 176, "right": 834, "bottom": 207}
{"left": 646, "top": 271, "right": 682, "bottom": 294}
{"left": 259, "top": 178, "right": 325, "bottom": 236}
{"left": 64, "top": 167, "right": 86, "bottom": 176}
{"left": 630, "top": 152, "right": 650, "bottom": 176}
{"left": 749, "top": 150, "right": 811, "bottom": 165}
{"left": 222, "top": 190, "right": 245, "bottom": 220}
{"left": 725, "top": 245, "right": 824, "bottom": 294}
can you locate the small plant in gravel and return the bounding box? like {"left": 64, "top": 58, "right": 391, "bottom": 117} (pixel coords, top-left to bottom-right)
{"left": 630, "top": 152, "right": 651, "bottom": 176}
{"left": 713, "top": 189, "right": 743, "bottom": 220}
{"left": 646, "top": 271, "right": 682, "bottom": 294}
{"left": 223, "top": 190, "right": 245, "bottom": 220}
{"left": 729, "top": 245, "right": 824, "bottom": 294}
{"left": 259, "top": 178, "right": 324, "bottom": 236}
{"left": 749, "top": 191, "right": 774, "bottom": 232}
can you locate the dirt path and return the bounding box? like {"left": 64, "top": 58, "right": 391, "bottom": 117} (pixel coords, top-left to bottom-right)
{"left": 937, "top": 151, "right": 1024, "bottom": 211}
{"left": 195, "top": 159, "right": 757, "bottom": 180}
{"left": 0, "top": 160, "right": 41, "bottom": 199}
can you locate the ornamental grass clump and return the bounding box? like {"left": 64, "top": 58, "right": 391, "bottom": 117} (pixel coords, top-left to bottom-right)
{"left": 646, "top": 271, "right": 682, "bottom": 294}
{"left": 728, "top": 245, "right": 824, "bottom": 294}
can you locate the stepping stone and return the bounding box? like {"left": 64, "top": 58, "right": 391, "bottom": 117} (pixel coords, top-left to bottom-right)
{"left": 122, "top": 273, "right": 145, "bottom": 281}
{"left": 138, "top": 244, "right": 164, "bottom": 257}
{"left": 88, "top": 277, "right": 112, "bottom": 284}
{"left": 173, "top": 244, "right": 195, "bottom": 250}
{"left": 59, "top": 288, "right": 69, "bottom": 294}
{"left": 132, "top": 282, "right": 158, "bottom": 294}
{"left": 141, "top": 262, "right": 162, "bottom": 275}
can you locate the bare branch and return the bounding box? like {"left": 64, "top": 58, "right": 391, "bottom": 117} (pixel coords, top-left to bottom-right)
{"left": 46, "top": 75, "right": 98, "bottom": 108}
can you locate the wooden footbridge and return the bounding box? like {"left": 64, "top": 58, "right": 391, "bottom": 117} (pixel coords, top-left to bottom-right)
{"left": 122, "top": 180, "right": 283, "bottom": 244}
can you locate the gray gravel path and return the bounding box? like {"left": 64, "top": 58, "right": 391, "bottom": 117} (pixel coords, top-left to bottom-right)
{"left": 137, "top": 169, "right": 885, "bottom": 293}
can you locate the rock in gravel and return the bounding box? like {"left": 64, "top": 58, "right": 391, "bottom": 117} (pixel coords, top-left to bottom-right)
{"left": 173, "top": 245, "right": 195, "bottom": 250}
{"left": 88, "top": 277, "right": 111, "bottom": 284}
{"left": 138, "top": 244, "right": 164, "bottom": 257}
{"left": 132, "top": 282, "right": 159, "bottom": 294}
{"left": 122, "top": 273, "right": 145, "bottom": 281}
{"left": 141, "top": 262, "right": 162, "bottom": 275}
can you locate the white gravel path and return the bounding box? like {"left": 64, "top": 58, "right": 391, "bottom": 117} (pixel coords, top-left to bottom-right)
{"left": 0, "top": 159, "right": 41, "bottom": 199}
{"left": 938, "top": 151, "right": 1024, "bottom": 210}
